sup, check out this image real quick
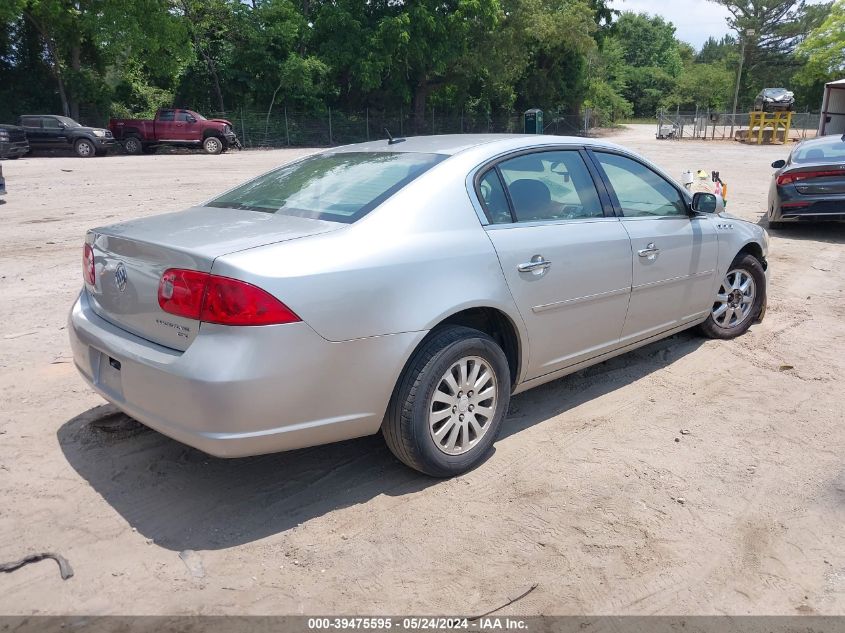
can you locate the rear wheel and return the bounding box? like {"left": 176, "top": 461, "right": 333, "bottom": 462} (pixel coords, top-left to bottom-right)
{"left": 382, "top": 325, "right": 511, "bottom": 477}
{"left": 767, "top": 207, "right": 787, "bottom": 230}
{"left": 203, "top": 136, "right": 224, "bottom": 155}
{"left": 74, "top": 138, "right": 95, "bottom": 158}
{"left": 699, "top": 253, "right": 766, "bottom": 340}
{"left": 123, "top": 136, "right": 143, "bottom": 155}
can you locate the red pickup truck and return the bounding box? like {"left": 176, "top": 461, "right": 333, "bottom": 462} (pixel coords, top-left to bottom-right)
{"left": 109, "top": 108, "right": 241, "bottom": 155}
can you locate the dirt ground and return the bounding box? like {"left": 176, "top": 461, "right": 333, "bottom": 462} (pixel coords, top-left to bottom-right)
{"left": 1, "top": 125, "right": 843, "bottom": 616}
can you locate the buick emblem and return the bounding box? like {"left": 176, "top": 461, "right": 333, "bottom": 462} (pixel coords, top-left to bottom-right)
{"left": 114, "top": 262, "right": 128, "bottom": 292}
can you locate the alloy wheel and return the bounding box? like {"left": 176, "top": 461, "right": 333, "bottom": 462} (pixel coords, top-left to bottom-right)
{"left": 428, "top": 355, "right": 498, "bottom": 456}
{"left": 712, "top": 268, "right": 756, "bottom": 328}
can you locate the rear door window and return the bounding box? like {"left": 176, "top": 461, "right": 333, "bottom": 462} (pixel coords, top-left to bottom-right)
{"left": 477, "top": 170, "right": 513, "bottom": 224}
{"left": 494, "top": 151, "right": 604, "bottom": 223}
{"left": 20, "top": 117, "right": 40, "bottom": 128}
{"left": 208, "top": 152, "right": 446, "bottom": 223}
{"left": 158, "top": 110, "right": 175, "bottom": 122}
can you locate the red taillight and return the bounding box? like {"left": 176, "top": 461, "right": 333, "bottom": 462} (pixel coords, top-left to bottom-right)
{"left": 83, "top": 243, "right": 95, "bottom": 285}
{"left": 777, "top": 169, "right": 844, "bottom": 186}
{"left": 158, "top": 269, "right": 300, "bottom": 326}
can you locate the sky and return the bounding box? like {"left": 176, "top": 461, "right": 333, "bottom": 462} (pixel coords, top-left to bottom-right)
{"left": 608, "top": 0, "right": 826, "bottom": 50}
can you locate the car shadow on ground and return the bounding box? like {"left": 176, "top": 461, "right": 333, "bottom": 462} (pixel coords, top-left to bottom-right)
{"left": 58, "top": 331, "right": 705, "bottom": 552}
{"left": 757, "top": 216, "right": 845, "bottom": 244}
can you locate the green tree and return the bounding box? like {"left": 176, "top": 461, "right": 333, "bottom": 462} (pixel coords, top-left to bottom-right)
{"left": 14, "top": 0, "right": 187, "bottom": 121}
{"left": 610, "top": 12, "right": 684, "bottom": 117}
{"left": 796, "top": 0, "right": 845, "bottom": 81}
{"left": 708, "top": 0, "right": 831, "bottom": 106}
{"left": 663, "top": 62, "right": 735, "bottom": 110}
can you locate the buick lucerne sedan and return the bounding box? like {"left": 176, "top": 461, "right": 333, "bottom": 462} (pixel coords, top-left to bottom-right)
{"left": 70, "top": 135, "right": 769, "bottom": 476}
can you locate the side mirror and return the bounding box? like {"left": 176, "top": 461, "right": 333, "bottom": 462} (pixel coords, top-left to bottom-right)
{"left": 771, "top": 159, "right": 786, "bottom": 169}
{"left": 187, "top": 116, "right": 196, "bottom": 124}
{"left": 691, "top": 192, "right": 718, "bottom": 214}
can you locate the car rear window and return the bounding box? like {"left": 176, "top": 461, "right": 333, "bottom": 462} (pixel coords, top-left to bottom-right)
{"left": 792, "top": 139, "right": 845, "bottom": 164}
{"left": 207, "top": 152, "right": 446, "bottom": 223}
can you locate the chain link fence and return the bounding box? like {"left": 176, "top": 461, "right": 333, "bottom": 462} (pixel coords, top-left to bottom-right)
{"left": 205, "top": 107, "right": 594, "bottom": 148}
{"left": 655, "top": 108, "right": 820, "bottom": 142}
{"left": 73, "top": 103, "right": 597, "bottom": 148}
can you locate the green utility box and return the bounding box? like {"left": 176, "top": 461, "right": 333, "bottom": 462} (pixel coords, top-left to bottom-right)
{"left": 524, "top": 108, "right": 544, "bottom": 134}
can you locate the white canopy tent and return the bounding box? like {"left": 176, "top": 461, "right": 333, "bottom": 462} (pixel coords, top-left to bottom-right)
{"left": 819, "top": 78, "right": 845, "bottom": 136}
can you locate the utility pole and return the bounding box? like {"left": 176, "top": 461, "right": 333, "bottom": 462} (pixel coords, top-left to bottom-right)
{"left": 730, "top": 29, "right": 755, "bottom": 139}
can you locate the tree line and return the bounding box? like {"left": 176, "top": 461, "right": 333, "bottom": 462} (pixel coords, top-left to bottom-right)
{"left": 1, "top": 0, "right": 843, "bottom": 131}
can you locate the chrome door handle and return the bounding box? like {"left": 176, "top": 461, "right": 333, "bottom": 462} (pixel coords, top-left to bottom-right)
{"left": 518, "top": 255, "right": 552, "bottom": 273}
{"left": 638, "top": 243, "right": 660, "bottom": 258}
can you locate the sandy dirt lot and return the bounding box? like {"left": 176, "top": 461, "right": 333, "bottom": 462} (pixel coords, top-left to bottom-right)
{"left": 1, "top": 125, "right": 843, "bottom": 616}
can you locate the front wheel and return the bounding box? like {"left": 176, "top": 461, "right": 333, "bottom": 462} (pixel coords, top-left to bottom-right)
{"left": 203, "top": 136, "right": 224, "bottom": 155}
{"left": 382, "top": 325, "right": 511, "bottom": 477}
{"left": 699, "top": 253, "right": 766, "bottom": 340}
{"left": 75, "top": 138, "right": 95, "bottom": 158}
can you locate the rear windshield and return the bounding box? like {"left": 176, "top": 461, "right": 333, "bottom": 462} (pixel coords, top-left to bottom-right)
{"left": 208, "top": 151, "right": 445, "bottom": 223}
{"left": 792, "top": 139, "right": 845, "bottom": 164}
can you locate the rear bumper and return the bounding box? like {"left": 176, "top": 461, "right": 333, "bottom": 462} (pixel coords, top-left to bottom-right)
{"left": 69, "top": 290, "right": 422, "bottom": 457}
{"left": 773, "top": 192, "right": 845, "bottom": 222}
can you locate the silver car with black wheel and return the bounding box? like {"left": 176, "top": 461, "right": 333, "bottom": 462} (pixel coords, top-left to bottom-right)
{"left": 69, "top": 135, "right": 769, "bottom": 477}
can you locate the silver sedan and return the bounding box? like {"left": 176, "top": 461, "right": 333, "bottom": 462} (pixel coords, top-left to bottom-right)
{"left": 69, "top": 134, "right": 769, "bottom": 476}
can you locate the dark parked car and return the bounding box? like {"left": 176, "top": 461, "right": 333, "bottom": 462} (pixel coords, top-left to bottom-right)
{"left": 0, "top": 124, "right": 29, "bottom": 159}
{"left": 754, "top": 88, "right": 795, "bottom": 113}
{"left": 767, "top": 134, "right": 845, "bottom": 228}
{"left": 19, "top": 115, "right": 115, "bottom": 157}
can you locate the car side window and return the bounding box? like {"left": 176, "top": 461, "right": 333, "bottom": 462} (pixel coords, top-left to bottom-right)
{"left": 497, "top": 151, "right": 603, "bottom": 223}
{"left": 594, "top": 152, "right": 686, "bottom": 217}
{"left": 20, "top": 117, "right": 40, "bottom": 128}
{"left": 477, "top": 169, "right": 512, "bottom": 224}
{"left": 42, "top": 117, "right": 61, "bottom": 130}
{"left": 158, "top": 110, "right": 175, "bottom": 122}
{"left": 175, "top": 111, "right": 190, "bottom": 122}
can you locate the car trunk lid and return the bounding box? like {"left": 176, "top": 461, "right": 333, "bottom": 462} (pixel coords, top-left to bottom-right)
{"left": 789, "top": 164, "right": 845, "bottom": 195}
{"left": 86, "top": 206, "right": 341, "bottom": 351}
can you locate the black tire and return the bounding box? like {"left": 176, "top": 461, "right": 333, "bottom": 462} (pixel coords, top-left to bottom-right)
{"left": 767, "top": 208, "right": 787, "bottom": 230}
{"left": 203, "top": 136, "right": 224, "bottom": 155}
{"left": 9, "top": 155, "right": 20, "bottom": 160}
{"left": 74, "top": 138, "right": 95, "bottom": 158}
{"left": 123, "top": 136, "right": 143, "bottom": 155}
{"left": 382, "top": 325, "right": 511, "bottom": 477}
{"left": 699, "top": 253, "right": 766, "bottom": 340}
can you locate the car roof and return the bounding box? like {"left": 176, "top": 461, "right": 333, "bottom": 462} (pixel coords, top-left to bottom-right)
{"left": 331, "top": 133, "right": 622, "bottom": 156}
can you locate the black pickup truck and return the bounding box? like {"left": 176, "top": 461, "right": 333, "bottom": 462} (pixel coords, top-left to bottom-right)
{"left": 0, "top": 124, "right": 29, "bottom": 159}
{"left": 19, "top": 115, "right": 115, "bottom": 157}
